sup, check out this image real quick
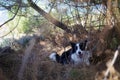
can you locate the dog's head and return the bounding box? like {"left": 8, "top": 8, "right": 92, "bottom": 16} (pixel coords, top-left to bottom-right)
{"left": 70, "top": 40, "right": 91, "bottom": 65}
{"left": 70, "top": 40, "right": 87, "bottom": 58}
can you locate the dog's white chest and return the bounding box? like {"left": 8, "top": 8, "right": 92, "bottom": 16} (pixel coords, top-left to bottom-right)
{"left": 71, "top": 54, "right": 83, "bottom": 64}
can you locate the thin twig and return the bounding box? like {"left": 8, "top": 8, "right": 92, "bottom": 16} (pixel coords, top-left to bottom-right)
{"left": 0, "top": 17, "right": 21, "bottom": 38}
{"left": 0, "top": 2, "right": 21, "bottom": 27}
{"left": 103, "top": 47, "right": 119, "bottom": 80}
{"left": 48, "top": 1, "right": 56, "bottom": 13}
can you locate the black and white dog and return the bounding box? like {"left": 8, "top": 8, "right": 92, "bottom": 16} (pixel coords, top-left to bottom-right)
{"left": 49, "top": 40, "right": 91, "bottom": 65}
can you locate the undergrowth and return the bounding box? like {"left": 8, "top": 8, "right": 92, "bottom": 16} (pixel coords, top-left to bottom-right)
{"left": 0, "top": 33, "right": 120, "bottom": 80}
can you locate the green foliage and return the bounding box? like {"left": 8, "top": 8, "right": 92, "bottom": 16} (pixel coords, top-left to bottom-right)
{"left": 18, "top": 17, "right": 31, "bottom": 33}
{"left": 110, "top": 37, "right": 119, "bottom": 49}
{"left": 69, "top": 68, "right": 94, "bottom": 80}
{"left": 0, "top": 38, "right": 13, "bottom": 47}
{"left": 70, "top": 69, "right": 80, "bottom": 78}
{"left": 7, "top": 13, "right": 43, "bottom": 34}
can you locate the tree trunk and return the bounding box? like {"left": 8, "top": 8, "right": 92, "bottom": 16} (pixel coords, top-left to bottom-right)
{"left": 27, "top": 0, "right": 72, "bottom": 33}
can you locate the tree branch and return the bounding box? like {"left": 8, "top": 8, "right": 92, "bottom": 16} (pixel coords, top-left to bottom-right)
{"left": 27, "top": 0, "right": 72, "bottom": 33}
{"left": 0, "top": 17, "right": 21, "bottom": 38}
{"left": 0, "top": 1, "right": 21, "bottom": 27}
{"left": 103, "top": 46, "right": 119, "bottom": 80}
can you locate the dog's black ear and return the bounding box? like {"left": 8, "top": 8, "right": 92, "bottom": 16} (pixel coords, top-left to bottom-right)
{"left": 80, "top": 40, "right": 88, "bottom": 50}
{"left": 70, "top": 42, "right": 76, "bottom": 48}
{"left": 84, "top": 39, "right": 88, "bottom": 43}
{"left": 83, "top": 39, "right": 88, "bottom": 45}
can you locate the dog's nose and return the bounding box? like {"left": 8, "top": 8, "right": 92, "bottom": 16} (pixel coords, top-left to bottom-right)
{"left": 78, "top": 52, "right": 81, "bottom": 54}
{"left": 78, "top": 52, "right": 83, "bottom": 58}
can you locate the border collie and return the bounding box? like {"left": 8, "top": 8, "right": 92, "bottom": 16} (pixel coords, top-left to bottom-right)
{"left": 49, "top": 40, "right": 92, "bottom": 65}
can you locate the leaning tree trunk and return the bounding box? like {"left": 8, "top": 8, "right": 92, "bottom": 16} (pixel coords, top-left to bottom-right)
{"left": 27, "top": 0, "right": 72, "bottom": 33}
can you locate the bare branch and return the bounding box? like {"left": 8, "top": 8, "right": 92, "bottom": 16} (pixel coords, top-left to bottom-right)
{"left": 0, "top": 1, "right": 21, "bottom": 27}
{"left": 103, "top": 47, "right": 119, "bottom": 80}
{"left": 48, "top": 1, "right": 56, "bottom": 13}
{"left": 0, "top": 17, "right": 21, "bottom": 38}
{"left": 27, "top": 0, "right": 72, "bottom": 33}
{"left": 0, "top": 3, "right": 14, "bottom": 10}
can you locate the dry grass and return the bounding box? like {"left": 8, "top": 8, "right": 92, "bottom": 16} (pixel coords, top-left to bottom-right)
{"left": 0, "top": 35, "right": 120, "bottom": 80}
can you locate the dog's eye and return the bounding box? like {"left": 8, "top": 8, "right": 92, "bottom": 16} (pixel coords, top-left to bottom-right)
{"left": 75, "top": 46, "right": 77, "bottom": 50}
{"left": 79, "top": 44, "right": 83, "bottom": 48}
{"left": 79, "top": 43, "right": 85, "bottom": 50}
